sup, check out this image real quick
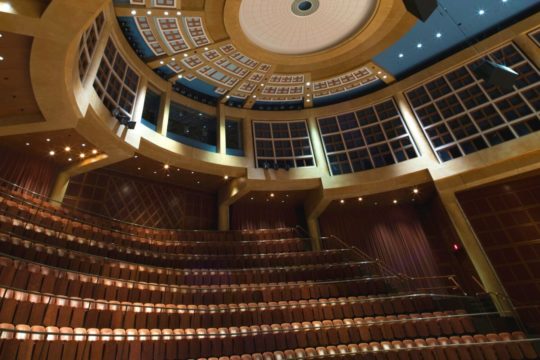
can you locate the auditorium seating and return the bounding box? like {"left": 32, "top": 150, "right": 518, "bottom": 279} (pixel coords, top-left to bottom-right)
{"left": 0, "top": 183, "right": 537, "bottom": 359}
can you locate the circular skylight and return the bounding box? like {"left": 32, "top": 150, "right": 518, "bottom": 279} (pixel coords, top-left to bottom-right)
{"left": 239, "top": 0, "right": 377, "bottom": 55}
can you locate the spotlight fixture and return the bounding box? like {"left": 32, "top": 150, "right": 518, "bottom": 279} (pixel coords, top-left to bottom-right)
{"left": 473, "top": 60, "right": 518, "bottom": 91}
{"left": 403, "top": 0, "right": 437, "bottom": 22}
{"left": 112, "top": 108, "right": 137, "bottom": 129}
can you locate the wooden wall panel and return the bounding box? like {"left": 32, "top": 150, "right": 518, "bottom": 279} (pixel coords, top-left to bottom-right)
{"left": 457, "top": 173, "right": 540, "bottom": 333}
{"left": 64, "top": 170, "right": 217, "bottom": 230}
{"left": 0, "top": 146, "right": 59, "bottom": 196}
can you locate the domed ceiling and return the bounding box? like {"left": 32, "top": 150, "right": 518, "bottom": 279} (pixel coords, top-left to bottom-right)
{"left": 113, "top": 0, "right": 539, "bottom": 110}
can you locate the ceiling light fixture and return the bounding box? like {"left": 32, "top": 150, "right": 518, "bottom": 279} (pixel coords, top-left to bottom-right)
{"left": 164, "top": 164, "right": 170, "bottom": 170}
{"left": 49, "top": 150, "right": 55, "bottom": 156}
{"left": 92, "top": 149, "right": 98, "bottom": 155}
{"left": 64, "top": 146, "right": 71, "bottom": 152}
{"left": 79, "top": 153, "right": 85, "bottom": 159}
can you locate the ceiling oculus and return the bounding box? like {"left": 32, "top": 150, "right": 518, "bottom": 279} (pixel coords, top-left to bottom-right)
{"left": 239, "top": 0, "right": 377, "bottom": 55}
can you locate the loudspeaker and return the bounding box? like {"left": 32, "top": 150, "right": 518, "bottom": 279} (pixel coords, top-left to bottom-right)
{"left": 474, "top": 61, "right": 518, "bottom": 91}
{"left": 127, "top": 121, "right": 137, "bottom": 130}
{"left": 403, "top": 0, "right": 438, "bottom": 22}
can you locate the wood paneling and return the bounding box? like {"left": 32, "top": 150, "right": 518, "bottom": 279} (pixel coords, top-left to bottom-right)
{"left": 64, "top": 169, "right": 217, "bottom": 230}
{"left": 457, "top": 172, "right": 540, "bottom": 333}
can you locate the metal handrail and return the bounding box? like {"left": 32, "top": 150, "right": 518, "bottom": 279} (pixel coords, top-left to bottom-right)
{"left": 321, "top": 235, "right": 467, "bottom": 296}
{"left": 0, "top": 311, "right": 504, "bottom": 338}
{"left": 0, "top": 190, "right": 299, "bottom": 245}
{"left": 0, "top": 282, "right": 475, "bottom": 313}
{"left": 0, "top": 177, "right": 297, "bottom": 234}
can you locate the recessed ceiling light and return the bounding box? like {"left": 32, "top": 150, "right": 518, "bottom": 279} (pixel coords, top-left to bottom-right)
{"left": 164, "top": 11, "right": 169, "bottom": 15}
{"left": 25, "top": 142, "right": 30, "bottom": 146}
{"left": 252, "top": 95, "right": 256, "bottom": 98}
{"left": 146, "top": 10, "right": 152, "bottom": 15}
{"left": 270, "top": 193, "right": 275, "bottom": 198}
{"left": 79, "top": 153, "right": 85, "bottom": 159}
{"left": 306, "top": 82, "right": 311, "bottom": 86}
{"left": 417, "top": 43, "right": 423, "bottom": 49}
{"left": 171, "top": 57, "right": 176, "bottom": 61}
{"left": 383, "top": 75, "right": 388, "bottom": 79}
{"left": 435, "top": 32, "right": 442, "bottom": 38}
{"left": 358, "top": 197, "right": 363, "bottom": 202}
{"left": 92, "top": 149, "right": 98, "bottom": 155}
{"left": 68, "top": 158, "right": 72, "bottom": 162}
{"left": 49, "top": 150, "right": 55, "bottom": 156}
{"left": 250, "top": 197, "right": 254, "bottom": 200}
{"left": 204, "top": 47, "right": 209, "bottom": 51}
{"left": 177, "top": 74, "right": 183, "bottom": 79}
{"left": 164, "top": 164, "right": 170, "bottom": 169}
{"left": 153, "top": 171, "right": 157, "bottom": 174}
{"left": 260, "top": 83, "right": 264, "bottom": 86}
{"left": 183, "top": 53, "right": 188, "bottom": 57}
{"left": 224, "top": 175, "right": 229, "bottom": 180}
{"left": 160, "top": 61, "right": 164, "bottom": 65}
{"left": 306, "top": 99, "right": 311, "bottom": 102}
{"left": 478, "top": 9, "right": 485, "bottom": 15}
{"left": 197, "top": 180, "right": 200, "bottom": 184}
{"left": 46, "top": 138, "right": 51, "bottom": 142}
{"left": 226, "top": 95, "right": 230, "bottom": 99}
{"left": 0, "top": 34, "right": 3, "bottom": 38}
{"left": 137, "top": 167, "right": 141, "bottom": 170}
{"left": 191, "top": 171, "right": 194, "bottom": 174}
{"left": 176, "top": 11, "right": 181, "bottom": 15}
{"left": 130, "top": 10, "right": 136, "bottom": 15}
{"left": 413, "top": 188, "right": 419, "bottom": 194}
{"left": 167, "top": 174, "right": 170, "bottom": 177}
{"left": 82, "top": 143, "right": 86, "bottom": 147}
{"left": 340, "top": 199, "right": 345, "bottom": 204}
{"left": 64, "top": 146, "right": 71, "bottom": 152}
{"left": 393, "top": 199, "right": 398, "bottom": 204}
{"left": 0, "top": 56, "right": 4, "bottom": 62}
{"left": 399, "top": 53, "right": 404, "bottom": 58}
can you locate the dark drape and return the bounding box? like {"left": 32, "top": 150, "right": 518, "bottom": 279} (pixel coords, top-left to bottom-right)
{"left": 0, "top": 146, "right": 59, "bottom": 196}
{"left": 230, "top": 202, "right": 306, "bottom": 230}
{"left": 319, "top": 203, "right": 441, "bottom": 278}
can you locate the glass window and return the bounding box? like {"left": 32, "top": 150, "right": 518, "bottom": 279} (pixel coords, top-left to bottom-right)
{"left": 141, "top": 88, "right": 161, "bottom": 130}
{"left": 167, "top": 101, "right": 217, "bottom": 151}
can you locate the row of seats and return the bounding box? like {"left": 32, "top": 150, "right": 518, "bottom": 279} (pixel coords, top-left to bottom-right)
{"left": 1, "top": 216, "right": 337, "bottom": 268}
{"left": 0, "top": 234, "right": 373, "bottom": 285}
{"left": 0, "top": 289, "right": 469, "bottom": 332}
{"left": 0, "top": 257, "right": 392, "bottom": 304}
{"left": 0, "top": 332, "right": 536, "bottom": 359}
{"left": 0, "top": 192, "right": 298, "bottom": 243}
{"left": 0, "top": 287, "right": 442, "bottom": 328}
{"left": 1, "top": 213, "right": 307, "bottom": 255}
